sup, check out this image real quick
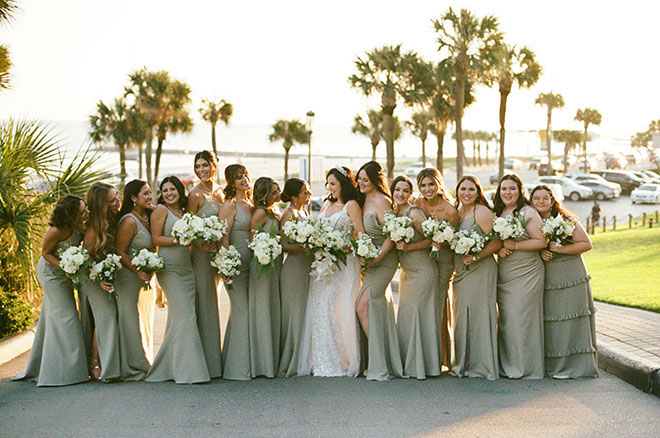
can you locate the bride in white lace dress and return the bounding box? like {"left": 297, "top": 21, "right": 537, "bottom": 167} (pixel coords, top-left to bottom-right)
{"left": 298, "top": 166, "right": 365, "bottom": 377}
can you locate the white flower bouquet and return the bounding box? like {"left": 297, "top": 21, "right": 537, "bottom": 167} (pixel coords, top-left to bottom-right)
{"left": 288, "top": 217, "right": 351, "bottom": 279}
{"left": 421, "top": 218, "right": 456, "bottom": 259}
{"left": 248, "top": 224, "right": 282, "bottom": 277}
{"left": 171, "top": 213, "right": 205, "bottom": 246}
{"left": 450, "top": 228, "right": 488, "bottom": 271}
{"left": 57, "top": 245, "right": 90, "bottom": 287}
{"left": 210, "top": 245, "right": 242, "bottom": 289}
{"left": 199, "top": 215, "right": 228, "bottom": 245}
{"left": 540, "top": 215, "right": 575, "bottom": 247}
{"left": 130, "top": 248, "right": 164, "bottom": 290}
{"left": 89, "top": 253, "right": 123, "bottom": 299}
{"left": 490, "top": 212, "right": 530, "bottom": 241}
{"left": 310, "top": 249, "right": 338, "bottom": 281}
{"left": 350, "top": 232, "right": 379, "bottom": 268}
{"left": 382, "top": 212, "right": 415, "bottom": 254}
{"left": 281, "top": 218, "right": 316, "bottom": 246}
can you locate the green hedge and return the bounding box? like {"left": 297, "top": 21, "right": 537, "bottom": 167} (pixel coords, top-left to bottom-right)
{"left": 0, "top": 286, "right": 36, "bottom": 338}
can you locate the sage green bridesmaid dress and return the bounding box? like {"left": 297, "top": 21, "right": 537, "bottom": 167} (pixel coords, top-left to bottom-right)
{"left": 396, "top": 206, "right": 442, "bottom": 379}
{"left": 357, "top": 213, "right": 404, "bottom": 381}
{"left": 248, "top": 215, "right": 282, "bottom": 378}
{"left": 497, "top": 206, "right": 545, "bottom": 379}
{"left": 114, "top": 213, "right": 153, "bottom": 381}
{"left": 192, "top": 197, "right": 223, "bottom": 378}
{"left": 431, "top": 206, "right": 455, "bottom": 367}
{"left": 451, "top": 215, "right": 499, "bottom": 380}
{"left": 13, "top": 231, "right": 89, "bottom": 386}
{"left": 222, "top": 204, "right": 252, "bottom": 380}
{"left": 543, "top": 252, "right": 598, "bottom": 378}
{"left": 145, "top": 209, "right": 210, "bottom": 384}
{"left": 278, "top": 214, "right": 313, "bottom": 377}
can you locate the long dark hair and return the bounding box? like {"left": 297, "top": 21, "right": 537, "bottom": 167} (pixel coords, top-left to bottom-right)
{"left": 158, "top": 176, "right": 188, "bottom": 210}
{"left": 529, "top": 184, "right": 576, "bottom": 220}
{"left": 49, "top": 194, "right": 84, "bottom": 230}
{"left": 325, "top": 166, "right": 358, "bottom": 204}
{"left": 356, "top": 161, "right": 391, "bottom": 207}
{"left": 119, "top": 179, "right": 151, "bottom": 219}
{"left": 281, "top": 178, "right": 305, "bottom": 203}
{"left": 493, "top": 174, "right": 530, "bottom": 216}
{"left": 223, "top": 164, "right": 250, "bottom": 200}
{"left": 416, "top": 167, "right": 450, "bottom": 202}
{"left": 454, "top": 175, "right": 490, "bottom": 209}
{"left": 390, "top": 175, "right": 413, "bottom": 199}
{"left": 194, "top": 150, "right": 218, "bottom": 180}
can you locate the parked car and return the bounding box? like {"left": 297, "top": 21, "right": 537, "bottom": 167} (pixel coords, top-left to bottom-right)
{"left": 590, "top": 170, "right": 643, "bottom": 194}
{"left": 641, "top": 170, "right": 660, "bottom": 184}
{"left": 538, "top": 163, "right": 555, "bottom": 176}
{"left": 528, "top": 157, "right": 547, "bottom": 170}
{"left": 568, "top": 174, "right": 622, "bottom": 198}
{"left": 404, "top": 163, "right": 424, "bottom": 177}
{"left": 630, "top": 170, "right": 660, "bottom": 184}
{"left": 578, "top": 181, "right": 619, "bottom": 200}
{"left": 535, "top": 176, "right": 593, "bottom": 201}
{"left": 488, "top": 171, "right": 519, "bottom": 185}
{"left": 504, "top": 158, "right": 523, "bottom": 170}
{"left": 310, "top": 196, "right": 323, "bottom": 216}
{"left": 631, "top": 184, "right": 660, "bottom": 204}
{"left": 526, "top": 182, "right": 565, "bottom": 202}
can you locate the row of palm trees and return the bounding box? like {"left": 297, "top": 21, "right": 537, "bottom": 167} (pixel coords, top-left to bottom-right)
{"left": 0, "top": 0, "right": 18, "bottom": 92}
{"left": 347, "top": 7, "right": 604, "bottom": 180}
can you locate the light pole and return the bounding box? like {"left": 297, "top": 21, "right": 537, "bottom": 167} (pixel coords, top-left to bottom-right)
{"left": 306, "top": 110, "right": 315, "bottom": 184}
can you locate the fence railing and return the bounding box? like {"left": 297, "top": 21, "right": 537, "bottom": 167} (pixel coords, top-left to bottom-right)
{"left": 586, "top": 210, "right": 660, "bottom": 234}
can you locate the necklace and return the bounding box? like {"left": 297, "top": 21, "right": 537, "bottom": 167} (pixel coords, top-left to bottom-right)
{"left": 166, "top": 205, "right": 183, "bottom": 217}
{"left": 131, "top": 209, "right": 149, "bottom": 225}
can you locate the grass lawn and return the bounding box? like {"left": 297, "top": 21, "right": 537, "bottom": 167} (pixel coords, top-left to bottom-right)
{"left": 584, "top": 226, "right": 660, "bottom": 313}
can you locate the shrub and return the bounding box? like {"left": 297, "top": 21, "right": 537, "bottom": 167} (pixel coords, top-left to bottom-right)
{"left": 0, "top": 285, "right": 36, "bottom": 338}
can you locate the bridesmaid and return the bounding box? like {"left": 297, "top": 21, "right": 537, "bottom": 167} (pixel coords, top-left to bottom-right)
{"left": 278, "top": 178, "right": 314, "bottom": 377}
{"left": 391, "top": 176, "right": 442, "bottom": 379}
{"left": 531, "top": 185, "right": 598, "bottom": 379}
{"left": 452, "top": 175, "right": 501, "bottom": 380}
{"left": 187, "top": 150, "right": 224, "bottom": 379}
{"left": 145, "top": 176, "right": 210, "bottom": 384}
{"left": 114, "top": 180, "right": 155, "bottom": 381}
{"left": 414, "top": 168, "right": 458, "bottom": 368}
{"left": 248, "top": 176, "right": 283, "bottom": 378}
{"left": 494, "top": 174, "right": 547, "bottom": 379}
{"left": 13, "top": 195, "right": 90, "bottom": 386}
{"left": 355, "top": 161, "right": 403, "bottom": 381}
{"left": 80, "top": 182, "right": 122, "bottom": 382}
{"left": 217, "top": 164, "right": 253, "bottom": 380}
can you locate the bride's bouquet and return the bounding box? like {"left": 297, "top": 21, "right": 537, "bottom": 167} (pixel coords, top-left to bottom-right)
{"left": 171, "top": 213, "right": 205, "bottom": 246}
{"left": 540, "top": 215, "right": 576, "bottom": 247}
{"left": 350, "top": 232, "right": 379, "bottom": 268}
{"left": 421, "top": 218, "right": 456, "bottom": 259}
{"left": 450, "top": 228, "right": 488, "bottom": 271}
{"left": 89, "top": 253, "right": 123, "bottom": 299}
{"left": 210, "top": 245, "right": 242, "bottom": 289}
{"left": 248, "top": 224, "right": 282, "bottom": 277}
{"left": 57, "top": 245, "right": 90, "bottom": 287}
{"left": 490, "top": 212, "right": 530, "bottom": 241}
{"left": 382, "top": 212, "right": 415, "bottom": 254}
{"left": 288, "top": 217, "right": 351, "bottom": 280}
{"left": 130, "top": 248, "right": 164, "bottom": 290}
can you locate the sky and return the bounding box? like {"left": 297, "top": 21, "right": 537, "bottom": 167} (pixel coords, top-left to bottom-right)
{"left": 1, "top": 0, "right": 658, "bottom": 141}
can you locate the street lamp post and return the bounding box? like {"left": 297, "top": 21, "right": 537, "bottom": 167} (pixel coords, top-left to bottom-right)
{"left": 306, "top": 110, "right": 315, "bottom": 184}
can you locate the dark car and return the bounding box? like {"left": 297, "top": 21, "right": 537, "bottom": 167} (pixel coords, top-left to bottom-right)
{"left": 538, "top": 163, "right": 555, "bottom": 176}
{"left": 590, "top": 170, "right": 642, "bottom": 194}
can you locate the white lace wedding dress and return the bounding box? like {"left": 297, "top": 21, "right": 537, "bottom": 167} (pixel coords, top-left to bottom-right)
{"left": 298, "top": 204, "right": 361, "bottom": 377}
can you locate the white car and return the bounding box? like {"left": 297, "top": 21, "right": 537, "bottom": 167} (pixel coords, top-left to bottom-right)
{"left": 535, "top": 176, "right": 593, "bottom": 201}
{"left": 526, "top": 182, "right": 564, "bottom": 203}
{"left": 631, "top": 184, "right": 660, "bottom": 204}
{"left": 404, "top": 163, "right": 424, "bottom": 177}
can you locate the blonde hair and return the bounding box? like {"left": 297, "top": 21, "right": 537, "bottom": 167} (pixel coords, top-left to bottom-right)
{"left": 85, "top": 182, "right": 117, "bottom": 260}
{"left": 416, "top": 167, "right": 450, "bottom": 202}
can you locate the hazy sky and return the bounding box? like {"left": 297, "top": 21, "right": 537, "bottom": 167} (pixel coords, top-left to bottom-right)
{"left": 1, "top": 0, "right": 657, "bottom": 138}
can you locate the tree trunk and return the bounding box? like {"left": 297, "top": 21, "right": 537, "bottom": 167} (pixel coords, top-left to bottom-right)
{"left": 118, "top": 143, "right": 127, "bottom": 190}
{"left": 583, "top": 125, "right": 589, "bottom": 174}
{"left": 137, "top": 142, "right": 143, "bottom": 179}
{"left": 145, "top": 127, "right": 154, "bottom": 188}
{"left": 381, "top": 90, "right": 397, "bottom": 178}
{"left": 371, "top": 141, "right": 378, "bottom": 161}
{"left": 563, "top": 142, "right": 569, "bottom": 174}
{"left": 421, "top": 138, "right": 427, "bottom": 167}
{"left": 284, "top": 146, "right": 290, "bottom": 181}
{"left": 472, "top": 141, "right": 477, "bottom": 167}
{"left": 155, "top": 133, "right": 165, "bottom": 185}
{"left": 478, "top": 141, "right": 482, "bottom": 166}
{"left": 546, "top": 107, "right": 553, "bottom": 165}
{"left": 436, "top": 123, "right": 446, "bottom": 174}
{"left": 498, "top": 89, "right": 510, "bottom": 181}
{"left": 485, "top": 142, "right": 489, "bottom": 165}
{"left": 211, "top": 121, "right": 217, "bottom": 157}
{"left": 455, "top": 76, "right": 465, "bottom": 179}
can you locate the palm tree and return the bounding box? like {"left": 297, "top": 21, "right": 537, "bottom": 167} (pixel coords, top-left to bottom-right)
{"left": 0, "top": 0, "right": 19, "bottom": 92}
{"left": 199, "top": 98, "right": 233, "bottom": 158}
{"left": 348, "top": 45, "right": 431, "bottom": 178}
{"left": 352, "top": 109, "right": 383, "bottom": 161}
{"left": 535, "top": 92, "right": 564, "bottom": 166}
{"left": 553, "top": 130, "right": 584, "bottom": 173}
{"left": 269, "top": 120, "right": 308, "bottom": 181}
{"left": 495, "top": 44, "right": 542, "bottom": 179}
{"left": 154, "top": 79, "right": 193, "bottom": 181}
{"left": 433, "top": 7, "right": 503, "bottom": 179}
{"left": 575, "top": 108, "right": 602, "bottom": 173}
{"left": 407, "top": 111, "right": 433, "bottom": 167}
{"left": 1, "top": 119, "right": 105, "bottom": 299}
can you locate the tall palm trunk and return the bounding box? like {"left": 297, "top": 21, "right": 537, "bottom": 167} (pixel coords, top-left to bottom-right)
{"left": 498, "top": 88, "right": 510, "bottom": 180}
{"left": 371, "top": 141, "right": 378, "bottom": 161}
{"left": 381, "top": 90, "right": 397, "bottom": 178}
{"left": 211, "top": 121, "right": 217, "bottom": 157}
{"left": 118, "top": 143, "right": 127, "bottom": 190}
{"left": 477, "top": 141, "right": 482, "bottom": 166}
{"left": 283, "top": 145, "right": 290, "bottom": 181}
{"left": 546, "top": 108, "right": 553, "bottom": 165}
{"left": 455, "top": 75, "right": 466, "bottom": 179}
{"left": 472, "top": 141, "right": 477, "bottom": 166}
{"left": 155, "top": 134, "right": 165, "bottom": 185}
{"left": 563, "top": 143, "right": 570, "bottom": 174}
{"left": 421, "top": 136, "right": 427, "bottom": 167}
{"left": 145, "top": 127, "right": 154, "bottom": 188}
{"left": 582, "top": 125, "right": 589, "bottom": 173}
{"left": 435, "top": 121, "right": 446, "bottom": 174}
{"left": 485, "top": 142, "right": 489, "bottom": 165}
{"left": 137, "top": 143, "right": 143, "bottom": 179}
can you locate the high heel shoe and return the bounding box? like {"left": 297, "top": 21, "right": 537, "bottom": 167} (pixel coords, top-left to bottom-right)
{"left": 89, "top": 358, "right": 101, "bottom": 380}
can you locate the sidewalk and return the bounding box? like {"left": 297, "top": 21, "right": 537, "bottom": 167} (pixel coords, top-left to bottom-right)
{"left": 2, "top": 290, "right": 660, "bottom": 397}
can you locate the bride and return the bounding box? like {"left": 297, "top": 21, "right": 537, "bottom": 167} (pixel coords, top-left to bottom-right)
{"left": 298, "top": 166, "right": 365, "bottom": 377}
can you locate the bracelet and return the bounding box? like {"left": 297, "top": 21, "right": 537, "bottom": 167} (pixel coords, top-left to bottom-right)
{"left": 514, "top": 242, "right": 518, "bottom": 250}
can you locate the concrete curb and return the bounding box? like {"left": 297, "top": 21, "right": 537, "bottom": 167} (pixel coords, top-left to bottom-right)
{"left": 597, "top": 341, "right": 660, "bottom": 397}
{"left": 0, "top": 324, "right": 37, "bottom": 366}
